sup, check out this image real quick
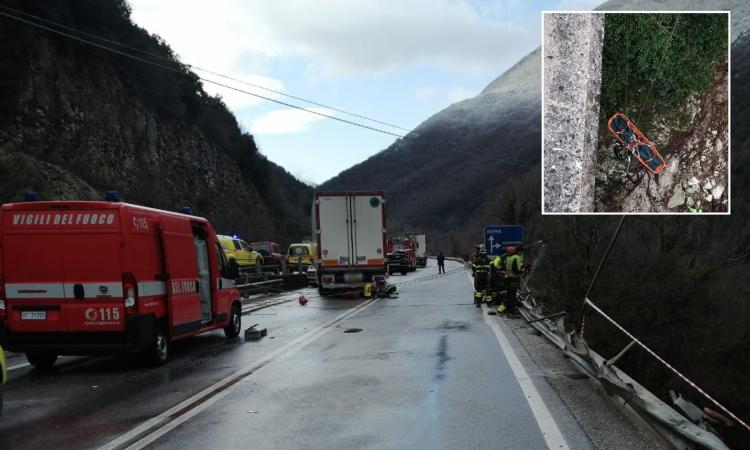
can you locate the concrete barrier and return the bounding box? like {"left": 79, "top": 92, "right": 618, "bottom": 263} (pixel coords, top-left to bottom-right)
{"left": 543, "top": 13, "right": 604, "bottom": 213}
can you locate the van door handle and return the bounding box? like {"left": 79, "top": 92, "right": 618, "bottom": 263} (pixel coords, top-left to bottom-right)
{"left": 73, "top": 284, "right": 85, "bottom": 300}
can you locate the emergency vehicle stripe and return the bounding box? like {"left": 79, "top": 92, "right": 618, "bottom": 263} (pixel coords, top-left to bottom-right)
{"left": 5, "top": 283, "right": 65, "bottom": 299}
{"left": 5, "top": 283, "right": 128, "bottom": 299}
{"left": 138, "top": 281, "right": 166, "bottom": 296}
{"left": 6, "top": 282, "right": 170, "bottom": 299}
{"left": 63, "top": 283, "right": 123, "bottom": 299}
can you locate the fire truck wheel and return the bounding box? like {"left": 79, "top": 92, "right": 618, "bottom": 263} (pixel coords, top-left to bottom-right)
{"left": 26, "top": 351, "right": 57, "bottom": 369}
{"left": 224, "top": 303, "right": 241, "bottom": 338}
{"left": 146, "top": 325, "right": 169, "bottom": 366}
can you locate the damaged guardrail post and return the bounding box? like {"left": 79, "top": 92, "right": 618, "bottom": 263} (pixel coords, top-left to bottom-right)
{"left": 605, "top": 339, "right": 636, "bottom": 367}
{"left": 577, "top": 215, "right": 626, "bottom": 335}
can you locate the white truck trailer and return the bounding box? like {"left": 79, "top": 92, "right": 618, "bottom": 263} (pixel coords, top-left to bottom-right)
{"left": 312, "top": 192, "right": 387, "bottom": 294}
{"left": 413, "top": 234, "right": 427, "bottom": 267}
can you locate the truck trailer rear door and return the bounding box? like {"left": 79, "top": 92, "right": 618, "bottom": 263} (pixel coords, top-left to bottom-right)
{"left": 352, "top": 194, "right": 385, "bottom": 267}
{"left": 317, "top": 195, "right": 352, "bottom": 267}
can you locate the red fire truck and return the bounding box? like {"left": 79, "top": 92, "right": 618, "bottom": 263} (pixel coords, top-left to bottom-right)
{"left": 0, "top": 199, "right": 243, "bottom": 367}
{"left": 386, "top": 236, "right": 417, "bottom": 274}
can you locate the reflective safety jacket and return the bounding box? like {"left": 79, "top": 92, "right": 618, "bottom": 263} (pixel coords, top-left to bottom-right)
{"left": 505, "top": 254, "right": 524, "bottom": 275}
{"left": 491, "top": 256, "right": 503, "bottom": 269}
{"left": 471, "top": 256, "right": 491, "bottom": 273}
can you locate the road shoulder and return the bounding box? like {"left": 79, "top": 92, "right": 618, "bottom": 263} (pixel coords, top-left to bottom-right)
{"left": 496, "top": 313, "right": 660, "bottom": 450}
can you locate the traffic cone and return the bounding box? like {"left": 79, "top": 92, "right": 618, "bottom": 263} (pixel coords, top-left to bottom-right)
{"left": 298, "top": 295, "right": 308, "bottom": 305}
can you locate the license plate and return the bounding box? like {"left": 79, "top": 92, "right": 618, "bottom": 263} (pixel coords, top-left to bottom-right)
{"left": 21, "top": 311, "right": 47, "bottom": 320}
{"left": 344, "top": 272, "right": 363, "bottom": 283}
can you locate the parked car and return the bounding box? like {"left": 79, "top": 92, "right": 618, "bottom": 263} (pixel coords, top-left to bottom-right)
{"left": 217, "top": 235, "right": 263, "bottom": 271}
{"left": 386, "top": 250, "right": 410, "bottom": 275}
{"left": 252, "top": 241, "right": 286, "bottom": 273}
{"left": 287, "top": 242, "right": 316, "bottom": 272}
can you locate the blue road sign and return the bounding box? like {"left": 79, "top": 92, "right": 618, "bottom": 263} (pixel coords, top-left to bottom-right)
{"left": 484, "top": 225, "right": 524, "bottom": 256}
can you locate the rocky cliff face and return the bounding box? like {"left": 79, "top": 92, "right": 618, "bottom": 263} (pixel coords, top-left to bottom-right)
{"left": 0, "top": 0, "right": 312, "bottom": 244}
{"left": 594, "top": 60, "right": 729, "bottom": 212}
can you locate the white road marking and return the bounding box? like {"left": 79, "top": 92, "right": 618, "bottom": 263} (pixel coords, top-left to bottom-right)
{"left": 467, "top": 272, "right": 570, "bottom": 450}
{"left": 99, "top": 296, "right": 381, "bottom": 450}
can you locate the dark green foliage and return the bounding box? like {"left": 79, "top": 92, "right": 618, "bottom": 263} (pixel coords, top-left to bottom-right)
{"left": 600, "top": 13, "right": 727, "bottom": 123}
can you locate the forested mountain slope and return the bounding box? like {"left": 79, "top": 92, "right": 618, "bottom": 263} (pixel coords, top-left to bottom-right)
{"left": 322, "top": 0, "right": 748, "bottom": 252}
{"left": 0, "top": 0, "right": 312, "bottom": 244}
{"left": 320, "top": 50, "right": 540, "bottom": 242}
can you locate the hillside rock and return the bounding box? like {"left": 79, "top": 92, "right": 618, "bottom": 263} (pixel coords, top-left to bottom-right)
{"left": 0, "top": 0, "right": 312, "bottom": 244}
{"left": 595, "top": 61, "right": 729, "bottom": 212}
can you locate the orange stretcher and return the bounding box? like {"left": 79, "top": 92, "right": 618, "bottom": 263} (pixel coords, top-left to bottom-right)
{"left": 607, "top": 112, "right": 666, "bottom": 174}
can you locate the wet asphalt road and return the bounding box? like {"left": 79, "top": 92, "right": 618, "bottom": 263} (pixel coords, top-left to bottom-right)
{"left": 0, "top": 260, "right": 596, "bottom": 449}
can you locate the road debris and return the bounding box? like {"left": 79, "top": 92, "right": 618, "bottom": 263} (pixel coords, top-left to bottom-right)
{"left": 245, "top": 324, "right": 268, "bottom": 340}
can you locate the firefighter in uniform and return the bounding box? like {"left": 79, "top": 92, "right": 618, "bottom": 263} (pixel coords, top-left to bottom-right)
{"left": 471, "top": 249, "right": 491, "bottom": 307}
{"left": 498, "top": 246, "right": 524, "bottom": 314}
{"left": 488, "top": 252, "right": 505, "bottom": 305}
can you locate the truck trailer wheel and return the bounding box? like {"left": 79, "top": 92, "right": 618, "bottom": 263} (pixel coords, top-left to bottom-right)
{"left": 145, "top": 325, "right": 169, "bottom": 366}
{"left": 400, "top": 269, "right": 407, "bottom": 275}
{"left": 224, "top": 303, "right": 241, "bottom": 338}
{"left": 26, "top": 351, "right": 57, "bottom": 369}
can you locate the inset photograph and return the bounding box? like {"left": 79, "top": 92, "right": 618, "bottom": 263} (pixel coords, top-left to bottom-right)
{"left": 542, "top": 12, "right": 729, "bottom": 214}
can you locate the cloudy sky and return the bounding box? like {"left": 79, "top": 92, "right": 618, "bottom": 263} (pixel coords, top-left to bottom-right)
{"left": 129, "top": 0, "right": 602, "bottom": 184}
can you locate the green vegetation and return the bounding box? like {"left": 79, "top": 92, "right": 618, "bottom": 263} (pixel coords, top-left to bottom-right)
{"left": 600, "top": 13, "right": 727, "bottom": 123}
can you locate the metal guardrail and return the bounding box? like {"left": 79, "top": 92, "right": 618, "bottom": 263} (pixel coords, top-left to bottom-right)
{"left": 516, "top": 279, "right": 731, "bottom": 450}
{"left": 236, "top": 279, "right": 283, "bottom": 297}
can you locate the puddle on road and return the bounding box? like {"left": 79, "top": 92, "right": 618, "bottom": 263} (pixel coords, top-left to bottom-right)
{"left": 434, "top": 320, "right": 471, "bottom": 332}
{"left": 434, "top": 335, "right": 451, "bottom": 381}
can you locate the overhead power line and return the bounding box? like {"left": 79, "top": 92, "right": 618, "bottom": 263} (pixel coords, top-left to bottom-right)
{"left": 0, "top": 9, "right": 406, "bottom": 138}
{"left": 0, "top": 3, "right": 410, "bottom": 133}
{"left": 0, "top": 6, "right": 540, "bottom": 168}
